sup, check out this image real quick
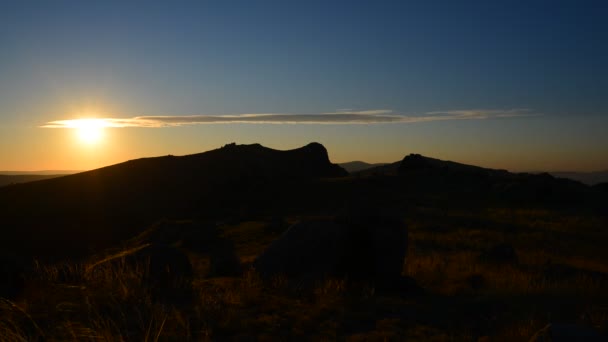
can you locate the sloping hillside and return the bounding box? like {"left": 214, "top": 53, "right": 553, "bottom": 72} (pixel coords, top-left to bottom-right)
{"left": 0, "top": 143, "right": 346, "bottom": 259}
{"left": 0, "top": 174, "right": 68, "bottom": 187}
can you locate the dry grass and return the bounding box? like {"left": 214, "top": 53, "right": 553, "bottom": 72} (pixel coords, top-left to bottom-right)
{"left": 2, "top": 210, "right": 608, "bottom": 340}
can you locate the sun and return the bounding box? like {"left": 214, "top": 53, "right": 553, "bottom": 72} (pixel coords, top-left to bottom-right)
{"left": 73, "top": 119, "right": 105, "bottom": 144}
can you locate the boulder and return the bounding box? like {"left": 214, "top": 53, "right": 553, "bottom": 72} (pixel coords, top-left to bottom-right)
{"left": 253, "top": 215, "right": 409, "bottom": 290}
{"left": 478, "top": 243, "right": 518, "bottom": 264}
{"left": 338, "top": 214, "right": 409, "bottom": 287}
{"left": 254, "top": 220, "right": 349, "bottom": 280}
{"left": 0, "top": 253, "right": 26, "bottom": 299}
{"left": 88, "top": 244, "right": 193, "bottom": 302}
{"left": 529, "top": 323, "right": 604, "bottom": 342}
{"left": 466, "top": 274, "right": 485, "bottom": 291}
{"left": 208, "top": 238, "right": 242, "bottom": 277}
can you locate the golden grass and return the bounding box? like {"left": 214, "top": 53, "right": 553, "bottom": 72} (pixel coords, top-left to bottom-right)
{"left": 1, "top": 210, "right": 607, "bottom": 340}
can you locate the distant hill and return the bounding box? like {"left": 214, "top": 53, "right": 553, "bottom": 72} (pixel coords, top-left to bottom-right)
{"left": 549, "top": 171, "right": 608, "bottom": 185}
{"left": 338, "top": 161, "right": 387, "bottom": 173}
{"left": 350, "top": 160, "right": 401, "bottom": 176}
{"left": 0, "top": 170, "right": 82, "bottom": 175}
{"left": 0, "top": 174, "right": 69, "bottom": 187}
{"left": 395, "top": 154, "right": 601, "bottom": 203}
{"left": 397, "top": 153, "right": 510, "bottom": 177}
{"left": 0, "top": 142, "right": 347, "bottom": 259}
{"left": 350, "top": 153, "right": 601, "bottom": 205}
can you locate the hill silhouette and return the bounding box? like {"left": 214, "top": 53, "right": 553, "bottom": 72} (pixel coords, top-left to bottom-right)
{"left": 0, "top": 142, "right": 346, "bottom": 259}
{"left": 338, "top": 161, "right": 387, "bottom": 173}
{"left": 395, "top": 154, "right": 605, "bottom": 207}
{"left": 549, "top": 170, "right": 608, "bottom": 185}
{"left": 0, "top": 174, "right": 69, "bottom": 187}
{"left": 1, "top": 144, "right": 605, "bottom": 261}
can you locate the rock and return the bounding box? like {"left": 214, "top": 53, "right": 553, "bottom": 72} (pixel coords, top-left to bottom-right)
{"left": 265, "top": 216, "right": 288, "bottom": 234}
{"left": 88, "top": 244, "right": 193, "bottom": 302}
{"left": 339, "top": 214, "right": 409, "bottom": 287}
{"left": 0, "top": 253, "right": 26, "bottom": 299}
{"left": 253, "top": 215, "right": 409, "bottom": 290}
{"left": 208, "top": 238, "right": 242, "bottom": 277}
{"left": 133, "top": 220, "right": 242, "bottom": 277}
{"left": 478, "top": 243, "right": 518, "bottom": 264}
{"left": 254, "top": 220, "right": 349, "bottom": 280}
{"left": 467, "top": 274, "right": 485, "bottom": 290}
{"left": 529, "top": 323, "right": 604, "bottom": 342}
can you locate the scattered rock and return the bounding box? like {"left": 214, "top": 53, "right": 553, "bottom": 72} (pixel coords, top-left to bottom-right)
{"left": 478, "top": 243, "right": 518, "bottom": 264}
{"left": 529, "top": 323, "right": 604, "bottom": 342}
{"left": 133, "top": 220, "right": 243, "bottom": 277}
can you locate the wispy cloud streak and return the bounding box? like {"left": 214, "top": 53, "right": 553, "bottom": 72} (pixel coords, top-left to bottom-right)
{"left": 41, "top": 109, "right": 535, "bottom": 128}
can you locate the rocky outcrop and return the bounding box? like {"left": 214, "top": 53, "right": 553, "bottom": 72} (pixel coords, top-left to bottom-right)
{"left": 398, "top": 154, "right": 433, "bottom": 172}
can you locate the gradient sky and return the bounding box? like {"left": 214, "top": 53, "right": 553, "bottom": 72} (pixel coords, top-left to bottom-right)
{"left": 1, "top": 1, "right": 606, "bottom": 171}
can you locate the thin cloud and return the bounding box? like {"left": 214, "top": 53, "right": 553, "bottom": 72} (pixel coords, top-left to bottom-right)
{"left": 41, "top": 109, "right": 535, "bottom": 128}
{"left": 425, "top": 108, "right": 535, "bottom": 119}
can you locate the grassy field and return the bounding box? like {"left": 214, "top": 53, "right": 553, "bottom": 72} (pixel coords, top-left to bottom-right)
{"left": 2, "top": 206, "right": 607, "bottom": 341}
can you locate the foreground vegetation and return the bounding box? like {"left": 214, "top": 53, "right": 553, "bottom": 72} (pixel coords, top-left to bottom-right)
{"left": 2, "top": 206, "right": 607, "bottom": 341}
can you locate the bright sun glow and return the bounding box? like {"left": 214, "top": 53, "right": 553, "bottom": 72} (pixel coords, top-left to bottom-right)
{"left": 73, "top": 119, "right": 106, "bottom": 144}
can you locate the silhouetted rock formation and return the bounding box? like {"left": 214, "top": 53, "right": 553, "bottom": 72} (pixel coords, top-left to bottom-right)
{"left": 88, "top": 244, "right": 193, "bottom": 303}
{"left": 254, "top": 215, "right": 409, "bottom": 290}
{"left": 398, "top": 154, "right": 431, "bottom": 171}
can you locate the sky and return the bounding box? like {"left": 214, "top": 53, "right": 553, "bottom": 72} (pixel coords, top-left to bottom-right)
{"left": 0, "top": 1, "right": 607, "bottom": 172}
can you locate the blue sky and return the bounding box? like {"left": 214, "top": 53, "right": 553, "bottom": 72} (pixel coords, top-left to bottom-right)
{"left": 0, "top": 1, "right": 606, "bottom": 171}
